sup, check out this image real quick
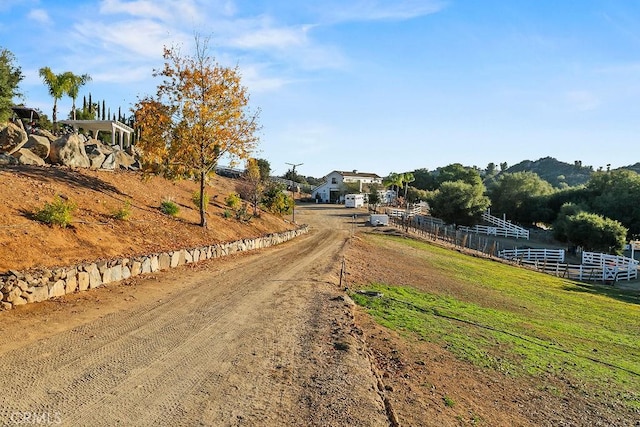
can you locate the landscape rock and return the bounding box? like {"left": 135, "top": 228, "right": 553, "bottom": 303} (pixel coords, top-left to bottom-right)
{"left": 49, "top": 133, "right": 90, "bottom": 168}
{"left": 12, "top": 148, "right": 46, "bottom": 166}
{"left": 0, "top": 122, "right": 28, "bottom": 154}
{"left": 0, "top": 153, "right": 19, "bottom": 166}
{"left": 48, "top": 280, "right": 66, "bottom": 298}
{"left": 77, "top": 272, "right": 90, "bottom": 291}
{"left": 34, "top": 128, "right": 57, "bottom": 143}
{"left": 23, "top": 134, "right": 51, "bottom": 159}
{"left": 100, "top": 153, "right": 116, "bottom": 170}
{"left": 85, "top": 139, "right": 113, "bottom": 169}
{"left": 26, "top": 286, "right": 49, "bottom": 303}
{"left": 114, "top": 149, "right": 136, "bottom": 169}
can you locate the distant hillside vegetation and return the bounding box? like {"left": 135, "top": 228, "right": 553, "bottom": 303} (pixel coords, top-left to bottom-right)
{"left": 623, "top": 162, "right": 640, "bottom": 175}
{"left": 504, "top": 157, "right": 593, "bottom": 188}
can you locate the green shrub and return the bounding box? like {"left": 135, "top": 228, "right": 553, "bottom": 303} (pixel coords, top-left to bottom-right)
{"left": 191, "top": 191, "right": 210, "bottom": 209}
{"left": 112, "top": 200, "right": 132, "bottom": 220}
{"left": 35, "top": 196, "right": 76, "bottom": 228}
{"left": 160, "top": 199, "right": 180, "bottom": 217}
{"left": 443, "top": 396, "right": 455, "bottom": 407}
{"left": 225, "top": 192, "right": 241, "bottom": 209}
{"left": 235, "top": 203, "right": 252, "bottom": 222}
{"left": 223, "top": 209, "right": 233, "bottom": 218}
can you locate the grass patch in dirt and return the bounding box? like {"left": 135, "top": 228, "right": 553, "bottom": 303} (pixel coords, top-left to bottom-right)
{"left": 351, "top": 235, "right": 640, "bottom": 409}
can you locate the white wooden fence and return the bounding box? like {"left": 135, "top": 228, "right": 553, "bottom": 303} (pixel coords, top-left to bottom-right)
{"left": 385, "top": 206, "right": 422, "bottom": 218}
{"left": 498, "top": 249, "right": 638, "bottom": 282}
{"left": 498, "top": 248, "right": 565, "bottom": 262}
{"left": 480, "top": 211, "right": 530, "bottom": 240}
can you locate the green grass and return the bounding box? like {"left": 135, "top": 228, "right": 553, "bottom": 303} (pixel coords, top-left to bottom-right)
{"left": 351, "top": 235, "right": 640, "bottom": 409}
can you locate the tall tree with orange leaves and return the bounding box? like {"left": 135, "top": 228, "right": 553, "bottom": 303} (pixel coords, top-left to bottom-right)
{"left": 134, "top": 36, "right": 261, "bottom": 228}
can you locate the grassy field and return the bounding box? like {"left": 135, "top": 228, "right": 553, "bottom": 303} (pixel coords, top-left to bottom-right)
{"left": 351, "top": 235, "right": 640, "bottom": 409}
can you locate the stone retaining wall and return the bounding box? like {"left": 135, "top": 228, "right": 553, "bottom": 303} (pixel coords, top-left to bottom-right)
{"left": 0, "top": 225, "right": 309, "bottom": 310}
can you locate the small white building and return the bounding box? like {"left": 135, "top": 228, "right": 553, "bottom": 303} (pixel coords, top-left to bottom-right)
{"left": 345, "top": 194, "right": 365, "bottom": 208}
{"left": 311, "top": 170, "right": 383, "bottom": 203}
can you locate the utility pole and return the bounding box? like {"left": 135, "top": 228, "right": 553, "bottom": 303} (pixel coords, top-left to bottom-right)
{"left": 285, "top": 162, "right": 303, "bottom": 223}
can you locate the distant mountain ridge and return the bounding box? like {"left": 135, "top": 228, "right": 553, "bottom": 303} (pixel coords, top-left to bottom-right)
{"left": 503, "top": 156, "right": 639, "bottom": 188}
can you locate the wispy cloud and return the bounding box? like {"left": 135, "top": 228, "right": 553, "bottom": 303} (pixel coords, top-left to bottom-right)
{"left": 27, "top": 8, "right": 51, "bottom": 25}
{"left": 315, "top": 0, "right": 448, "bottom": 23}
{"left": 72, "top": 19, "right": 190, "bottom": 61}
{"left": 99, "top": 0, "right": 201, "bottom": 23}
{"left": 239, "top": 64, "right": 291, "bottom": 93}
{"left": 228, "top": 22, "right": 311, "bottom": 50}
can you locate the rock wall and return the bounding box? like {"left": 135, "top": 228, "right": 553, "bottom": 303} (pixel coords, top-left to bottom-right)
{"left": 0, "top": 225, "right": 309, "bottom": 310}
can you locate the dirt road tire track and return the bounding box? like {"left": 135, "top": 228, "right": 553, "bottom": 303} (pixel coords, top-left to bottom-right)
{"left": 0, "top": 205, "right": 389, "bottom": 426}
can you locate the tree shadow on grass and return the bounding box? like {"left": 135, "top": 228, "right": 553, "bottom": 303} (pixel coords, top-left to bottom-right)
{"left": 6, "top": 165, "right": 129, "bottom": 197}
{"left": 562, "top": 281, "right": 640, "bottom": 305}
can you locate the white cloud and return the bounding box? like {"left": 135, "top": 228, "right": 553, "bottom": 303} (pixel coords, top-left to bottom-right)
{"left": 239, "top": 64, "right": 290, "bottom": 93}
{"left": 99, "top": 0, "right": 199, "bottom": 23}
{"left": 316, "top": 0, "right": 448, "bottom": 23}
{"left": 229, "top": 24, "right": 310, "bottom": 50}
{"left": 27, "top": 8, "right": 51, "bottom": 24}
{"left": 72, "top": 19, "right": 190, "bottom": 60}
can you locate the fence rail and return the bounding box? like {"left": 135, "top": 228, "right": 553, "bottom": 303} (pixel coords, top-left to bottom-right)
{"left": 480, "top": 212, "right": 530, "bottom": 239}
{"left": 498, "top": 248, "right": 565, "bottom": 262}
{"left": 389, "top": 216, "right": 638, "bottom": 283}
{"left": 385, "top": 206, "right": 422, "bottom": 218}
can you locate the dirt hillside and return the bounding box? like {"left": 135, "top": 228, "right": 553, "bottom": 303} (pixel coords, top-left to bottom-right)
{"left": 0, "top": 165, "right": 295, "bottom": 272}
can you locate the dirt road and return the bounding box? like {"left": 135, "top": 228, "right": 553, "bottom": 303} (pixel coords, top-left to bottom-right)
{"left": 0, "top": 205, "right": 389, "bottom": 426}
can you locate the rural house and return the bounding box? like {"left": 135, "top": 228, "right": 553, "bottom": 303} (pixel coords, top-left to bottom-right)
{"left": 311, "top": 170, "right": 383, "bottom": 203}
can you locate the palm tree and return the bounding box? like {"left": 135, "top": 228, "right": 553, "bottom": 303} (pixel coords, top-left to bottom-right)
{"left": 383, "top": 172, "right": 404, "bottom": 205}
{"left": 401, "top": 172, "right": 415, "bottom": 201}
{"left": 66, "top": 73, "right": 91, "bottom": 120}
{"left": 39, "top": 67, "right": 72, "bottom": 129}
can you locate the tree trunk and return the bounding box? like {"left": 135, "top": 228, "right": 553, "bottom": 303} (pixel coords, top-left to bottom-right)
{"left": 52, "top": 100, "right": 58, "bottom": 130}
{"left": 199, "top": 170, "right": 207, "bottom": 228}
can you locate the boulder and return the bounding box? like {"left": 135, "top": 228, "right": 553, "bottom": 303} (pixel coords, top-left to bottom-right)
{"left": 114, "top": 148, "right": 136, "bottom": 169}
{"left": 85, "top": 139, "right": 113, "bottom": 169}
{"left": 12, "top": 148, "right": 46, "bottom": 166}
{"left": 34, "top": 128, "right": 57, "bottom": 143}
{"left": 0, "top": 154, "right": 18, "bottom": 165}
{"left": 0, "top": 122, "right": 28, "bottom": 154}
{"left": 23, "top": 134, "right": 51, "bottom": 159}
{"left": 100, "top": 153, "right": 116, "bottom": 170}
{"left": 49, "top": 133, "right": 90, "bottom": 168}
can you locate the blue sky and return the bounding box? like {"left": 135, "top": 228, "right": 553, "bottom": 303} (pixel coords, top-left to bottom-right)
{"left": 2, "top": 0, "right": 640, "bottom": 178}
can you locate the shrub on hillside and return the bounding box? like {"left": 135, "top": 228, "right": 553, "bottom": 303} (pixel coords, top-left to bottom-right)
{"left": 35, "top": 196, "right": 76, "bottom": 228}
{"left": 191, "top": 191, "right": 210, "bottom": 209}
{"left": 160, "top": 199, "right": 180, "bottom": 217}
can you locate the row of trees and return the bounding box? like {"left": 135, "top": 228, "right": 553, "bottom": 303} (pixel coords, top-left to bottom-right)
{"left": 390, "top": 164, "right": 636, "bottom": 254}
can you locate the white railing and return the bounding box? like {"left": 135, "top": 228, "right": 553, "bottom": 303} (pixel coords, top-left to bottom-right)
{"left": 385, "top": 206, "right": 422, "bottom": 218}
{"left": 581, "top": 252, "right": 639, "bottom": 282}
{"left": 498, "top": 248, "right": 565, "bottom": 262}
{"left": 481, "top": 212, "right": 530, "bottom": 239}
{"left": 498, "top": 249, "right": 638, "bottom": 282}
{"left": 459, "top": 224, "right": 529, "bottom": 239}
